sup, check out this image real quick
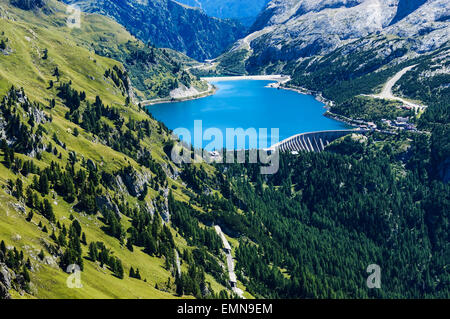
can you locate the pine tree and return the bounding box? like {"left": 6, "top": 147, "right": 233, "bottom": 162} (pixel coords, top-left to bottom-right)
{"left": 38, "top": 249, "right": 44, "bottom": 260}
{"left": 26, "top": 211, "right": 33, "bottom": 222}
{"left": 115, "top": 259, "right": 124, "bottom": 279}
{"left": 175, "top": 273, "right": 184, "bottom": 296}
{"left": 4, "top": 150, "right": 11, "bottom": 168}
{"left": 53, "top": 67, "right": 60, "bottom": 80}
{"left": 135, "top": 268, "right": 141, "bottom": 280}
{"left": 25, "top": 188, "right": 34, "bottom": 208}
{"left": 88, "top": 242, "right": 98, "bottom": 261}
{"left": 71, "top": 220, "right": 82, "bottom": 237}
{"left": 57, "top": 231, "right": 67, "bottom": 247}
{"left": 22, "top": 265, "right": 31, "bottom": 282}
{"left": 15, "top": 178, "right": 23, "bottom": 199}
{"left": 43, "top": 199, "right": 55, "bottom": 222}
{"left": 126, "top": 239, "right": 133, "bottom": 252}
{"left": 129, "top": 267, "right": 135, "bottom": 278}
{"left": 26, "top": 258, "right": 32, "bottom": 270}
{"left": 39, "top": 173, "right": 49, "bottom": 195}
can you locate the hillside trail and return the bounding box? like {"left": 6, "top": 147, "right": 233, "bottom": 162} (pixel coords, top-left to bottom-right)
{"left": 214, "top": 225, "right": 245, "bottom": 299}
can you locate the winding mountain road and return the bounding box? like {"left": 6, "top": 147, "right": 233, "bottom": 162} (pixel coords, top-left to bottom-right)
{"left": 214, "top": 225, "right": 244, "bottom": 298}
{"left": 174, "top": 249, "right": 181, "bottom": 276}
{"left": 368, "top": 65, "right": 427, "bottom": 111}
{"left": 378, "top": 65, "right": 416, "bottom": 99}
{"left": 230, "top": 26, "right": 276, "bottom": 53}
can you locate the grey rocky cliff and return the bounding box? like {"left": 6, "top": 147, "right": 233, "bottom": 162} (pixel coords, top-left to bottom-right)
{"left": 226, "top": 0, "right": 449, "bottom": 71}
{"left": 116, "top": 166, "right": 152, "bottom": 198}
{"left": 95, "top": 195, "right": 122, "bottom": 219}
{"left": 0, "top": 88, "right": 47, "bottom": 157}
{"left": 0, "top": 263, "right": 12, "bottom": 299}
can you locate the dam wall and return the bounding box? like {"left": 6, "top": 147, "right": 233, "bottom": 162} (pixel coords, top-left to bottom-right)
{"left": 270, "top": 129, "right": 366, "bottom": 153}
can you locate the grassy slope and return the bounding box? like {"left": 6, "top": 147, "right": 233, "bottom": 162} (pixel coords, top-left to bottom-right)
{"left": 0, "top": 0, "right": 208, "bottom": 101}
{"left": 0, "top": 0, "right": 236, "bottom": 299}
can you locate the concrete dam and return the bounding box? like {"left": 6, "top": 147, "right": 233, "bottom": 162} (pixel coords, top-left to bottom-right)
{"left": 270, "top": 129, "right": 366, "bottom": 153}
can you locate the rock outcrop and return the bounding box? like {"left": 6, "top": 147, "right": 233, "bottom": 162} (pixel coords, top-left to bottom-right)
{"left": 0, "top": 263, "right": 12, "bottom": 299}
{"left": 117, "top": 166, "right": 151, "bottom": 198}
{"left": 0, "top": 87, "right": 46, "bottom": 157}
{"left": 95, "top": 195, "right": 121, "bottom": 219}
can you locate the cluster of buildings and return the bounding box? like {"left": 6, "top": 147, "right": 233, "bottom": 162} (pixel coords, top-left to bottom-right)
{"left": 356, "top": 116, "right": 417, "bottom": 132}
{"left": 381, "top": 117, "right": 417, "bottom": 131}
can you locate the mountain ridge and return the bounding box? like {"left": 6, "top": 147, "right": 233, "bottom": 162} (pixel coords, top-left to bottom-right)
{"left": 62, "top": 0, "right": 246, "bottom": 61}
{"left": 248, "top": 0, "right": 449, "bottom": 59}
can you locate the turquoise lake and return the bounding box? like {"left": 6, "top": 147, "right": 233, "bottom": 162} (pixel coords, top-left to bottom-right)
{"left": 148, "top": 80, "right": 350, "bottom": 150}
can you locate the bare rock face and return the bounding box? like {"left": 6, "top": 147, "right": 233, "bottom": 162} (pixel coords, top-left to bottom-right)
{"left": 231, "top": 0, "right": 449, "bottom": 69}
{"left": 0, "top": 263, "right": 12, "bottom": 299}
{"left": 117, "top": 166, "right": 151, "bottom": 198}
{"left": 152, "top": 187, "right": 170, "bottom": 222}
{"left": 386, "top": 0, "right": 450, "bottom": 52}
{"left": 143, "top": 201, "right": 155, "bottom": 218}
{"left": 95, "top": 195, "right": 121, "bottom": 219}
{"left": 29, "top": 106, "right": 47, "bottom": 125}
{"left": 250, "top": 0, "right": 398, "bottom": 55}
{"left": 0, "top": 264, "right": 12, "bottom": 290}
{"left": 0, "top": 87, "right": 47, "bottom": 157}
{"left": 0, "top": 282, "right": 11, "bottom": 299}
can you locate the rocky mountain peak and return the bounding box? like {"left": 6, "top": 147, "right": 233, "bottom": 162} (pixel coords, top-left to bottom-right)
{"left": 231, "top": 0, "right": 449, "bottom": 71}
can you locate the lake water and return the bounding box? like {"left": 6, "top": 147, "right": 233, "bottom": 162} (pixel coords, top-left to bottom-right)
{"left": 148, "top": 80, "right": 349, "bottom": 150}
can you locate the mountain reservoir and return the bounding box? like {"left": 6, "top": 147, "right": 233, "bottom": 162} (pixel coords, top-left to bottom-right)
{"left": 148, "top": 80, "right": 350, "bottom": 149}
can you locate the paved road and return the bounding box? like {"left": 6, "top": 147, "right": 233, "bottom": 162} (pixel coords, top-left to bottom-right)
{"left": 378, "top": 65, "right": 417, "bottom": 99}
{"left": 174, "top": 249, "right": 181, "bottom": 276}
{"left": 367, "top": 65, "right": 426, "bottom": 112}
{"left": 214, "top": 225, "right": 244, "bottom": 298}
{"left": 231, "top": 26, "right": 276, "bottom": 53}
